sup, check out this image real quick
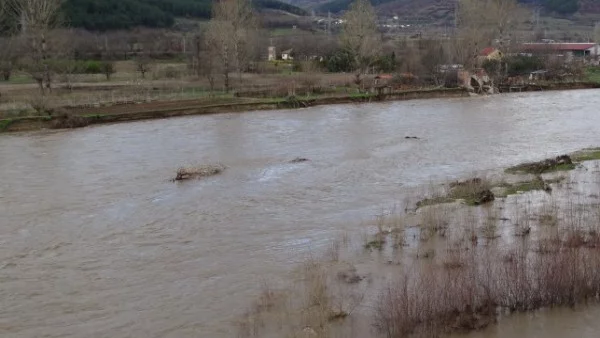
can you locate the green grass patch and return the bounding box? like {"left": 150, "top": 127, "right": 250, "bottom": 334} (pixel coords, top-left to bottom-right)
{"left": 0, "top": 118, "right": 14, "bottom": 131}
{"left": 501, "top": 178, "right": 548, "bottom": 196}
{"left": 572, "top": 148, "right": 600, "bottom": 162}
{"left": 3, "top": 74, "right": 34, "bottom": 84}
{"left": 543, "top": 163, "right": 577, "bottom": 173}
{"left": 505, "top": 155, "right": 575, "bottom": 174}
{"left": 416, "top": 178, "right": 494, "bottom": 208}
{"left": 586, "top": 67, "right": 600, "bottom": 84}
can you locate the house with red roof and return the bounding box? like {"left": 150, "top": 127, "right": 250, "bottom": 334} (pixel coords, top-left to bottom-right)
{"left": 477, "top": 47, "right": 503, "bottom": 66}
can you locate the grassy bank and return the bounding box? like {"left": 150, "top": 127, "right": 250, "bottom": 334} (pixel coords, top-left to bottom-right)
{"left": 0, "top": 88, "right": 468, "bottom": 133}
{"left": 3, "top": 80, "right": 600, "bottom": 133}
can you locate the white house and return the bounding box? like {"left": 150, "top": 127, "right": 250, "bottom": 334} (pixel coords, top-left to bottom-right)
{"left": 281, "top": 49, "right": 293, "bottom": 61}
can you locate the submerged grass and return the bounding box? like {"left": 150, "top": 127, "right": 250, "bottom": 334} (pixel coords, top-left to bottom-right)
{"left": 505, "top": 155, "right": 575, "bottom": 174}
{"left": 572, "top": 148, "right": 600, "bottom": 162}
{"left": 416, "top": 178, "right": 494, "bottom": 209}
{"left": 506, "top": 149, "right": 600, "bottom": 175}
{"left": 500, "top": 177, "right": 548, "bottom": 197}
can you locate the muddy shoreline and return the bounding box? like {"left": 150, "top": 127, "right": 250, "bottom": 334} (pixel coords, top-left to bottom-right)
{"left": 2, "top": 82, "right": 598, "bottom": 133}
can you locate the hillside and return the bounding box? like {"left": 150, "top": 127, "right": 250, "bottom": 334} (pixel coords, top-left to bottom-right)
{"left": 309, "top": 0, "right": 587, "bottom": 16}
{"left": 63, "top": 0, "right": 307, "bottom": 31}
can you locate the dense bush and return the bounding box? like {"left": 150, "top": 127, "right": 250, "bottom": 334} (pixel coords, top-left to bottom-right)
{"left": 483, "top": 55, "right": 545, "bottom": 77}
{"left": 375, "top": 52, "right": 397, "bottom": 73}
{"left": 324, "top": 49, "right": 355, "bottom": 73}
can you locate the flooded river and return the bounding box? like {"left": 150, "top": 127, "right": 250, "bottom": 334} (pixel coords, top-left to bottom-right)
{"left": 2, "top": 89, "right": 600, "bottom": 337}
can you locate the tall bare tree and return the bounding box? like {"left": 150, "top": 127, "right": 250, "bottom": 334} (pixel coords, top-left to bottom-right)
{"left": 205, "top": 19, "right": 233, "bottom": 92}
{"left": 207, "top": 0, "right": 256, "bottom": 92}
{"left": 453, "top": 0, "right": 526, "bottom": 69}
{"left": 341, "top": 0, "right": 381, "bottom": 87}
{"left": 7, "top": 0, "right": 63, "bottom": 94}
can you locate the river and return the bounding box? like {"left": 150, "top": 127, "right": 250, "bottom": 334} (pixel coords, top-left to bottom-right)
{"left": 1, "top": 89, "right": 600, "bottom": 337}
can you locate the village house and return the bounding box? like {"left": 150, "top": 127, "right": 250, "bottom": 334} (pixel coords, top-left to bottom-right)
{"left": 520, "top": 43, "right": 600, "bottom": 63}
{"left": 478, "top": 47, "right": 503, "bottom": 65}
{"left": 281, "top": 49, "right": 293, "bottom": 61}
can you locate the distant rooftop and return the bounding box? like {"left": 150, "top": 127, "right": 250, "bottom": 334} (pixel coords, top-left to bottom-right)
{"left": 521, "top": 43, "right": 597, "bottom": 51}
{"left": 479, "top": 47, "right": 498, "bottom": 57}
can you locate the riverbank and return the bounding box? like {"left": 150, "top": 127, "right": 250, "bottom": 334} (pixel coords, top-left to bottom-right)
{"left": 0, "top": 87, "right": 468, "bottom": 133}
{"left": 238, "top": 148, "right": 600, "bottom": 338}
{"left": 2, "top": 81, "right": 599, "bottom": 133}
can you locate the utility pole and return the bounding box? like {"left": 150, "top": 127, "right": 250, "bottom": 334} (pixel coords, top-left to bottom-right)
{"left": 454, "top": 0, "right": 459, "bottom": 30}
{"left": 327, "top": 11, "right": 331, "bottom": 35}
{"left": 533, "top": 7, "right": 540, "bottom": 31}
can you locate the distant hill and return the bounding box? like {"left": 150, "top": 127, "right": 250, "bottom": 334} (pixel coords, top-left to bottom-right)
{"left": 311, "top": 0, "right": 585, "bottom": 16}
{"left": 63, "top": 0, "right": 308, "bottom": 31}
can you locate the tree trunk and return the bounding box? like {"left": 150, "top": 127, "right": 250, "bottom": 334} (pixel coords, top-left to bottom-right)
{"left": 195, "top": 36, "right": 201, "bottom": 78}
{"left": 224, "top": 72, "right": 230, "bottom": 93}
{"left": 37, "top": 78, "right": 44, "bottom": 95}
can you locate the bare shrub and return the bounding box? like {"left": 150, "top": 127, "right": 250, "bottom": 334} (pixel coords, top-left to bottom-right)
{"left": 136, "top": 57, "right": 152, "bottom": 79}
{"left": 28, "top": 96, "right": 52, "bottom": 115}
{"left": 50, "top": 111, "right": 89, "bottom": 129}
{"left": 325, "top": 239, "right": 341, "bottom": 262}
{"left": 376, "top": 233, "right": 600, "bottom": 338}
{"left": 161, "top": 66, "right": 181, "bottom": 79}
{"left": 419, "top": 204, "right": 449, "bottom": 241}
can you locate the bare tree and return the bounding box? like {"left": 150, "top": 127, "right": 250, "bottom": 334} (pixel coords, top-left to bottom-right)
{"left": 0, "top": 36, "right": 18, "bottom": 81}
{"left": 100, "top": 61, "right": 115, "bottom": 81}
{"left": 341, "top": 0, "right": 381, "bottom": 87}
{"left": 297, "top": 61, "right": 321, "bottom": 94}
{"left": 420, "top": 40, "right": 448, "bottom": 85}
{"left": 199, "top": 40, "right": 219, "bottom": 92}
{"left": 136, "top": 56, "right": 152, "bottom": 79}
{"left": 7, "top": 0, "right": 63, "bottom": 94}
{"left": 396, "top": 39, "right": 423, "bottom": 75}
{"left": 205, "top": 19, "right": 233, "bottom": 92}
{"left": 207, "top": 0, "right": 256, "bottom": 92}
{"left": 453, "top": 0, "right": 526, "bottom": 69}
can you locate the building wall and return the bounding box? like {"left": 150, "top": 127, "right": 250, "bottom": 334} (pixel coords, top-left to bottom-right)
{"left": 268, "top": 47, "right": 276, "bottom": 61}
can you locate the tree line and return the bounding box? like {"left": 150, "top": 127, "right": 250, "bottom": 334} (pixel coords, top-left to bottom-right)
{"left": 1, "top": 0, "right": 307, "bottom": 32}
{"left": 0, "top": 0, "right": 591, "bottom": 97}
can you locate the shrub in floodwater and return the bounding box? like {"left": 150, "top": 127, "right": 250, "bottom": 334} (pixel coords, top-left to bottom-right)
{"left": 174, "top": 164, "right": 226, "bottom": 181}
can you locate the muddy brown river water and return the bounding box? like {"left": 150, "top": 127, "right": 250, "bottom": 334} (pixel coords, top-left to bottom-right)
{"left": 2, "top": 89, "right": 600, "bottom": 337}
